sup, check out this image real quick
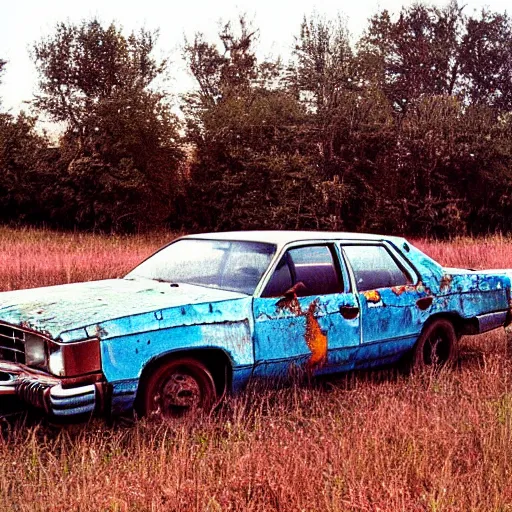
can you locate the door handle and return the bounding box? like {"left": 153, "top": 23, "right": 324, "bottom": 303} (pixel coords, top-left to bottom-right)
{"left": 339, "top": 305, "right": 359, "bottom": 320}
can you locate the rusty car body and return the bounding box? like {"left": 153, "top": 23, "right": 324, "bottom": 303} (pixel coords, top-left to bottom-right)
{"left": 0, "top": 231, "right": 511, "bottom": 420}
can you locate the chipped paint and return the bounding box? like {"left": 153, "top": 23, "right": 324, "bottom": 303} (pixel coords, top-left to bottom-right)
{"left": 440, "top": 274, "right": 453, "bottom": 292}
{"left": 363, "top": 290, "right": 382, "bottom": 304}
{"left": 1, "top": 231, "right": 512, "bottom": 419}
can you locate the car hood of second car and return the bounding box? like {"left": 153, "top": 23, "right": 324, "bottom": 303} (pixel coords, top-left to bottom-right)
{"left": 0, "top": 278, "right": 248, "bottom": 341}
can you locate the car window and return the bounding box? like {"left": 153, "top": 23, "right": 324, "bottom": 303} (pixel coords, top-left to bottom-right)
{"left": 127, "top": 239, "right": 275, "bottom": 295}
{"left": 262, "top": 245, "right": 342, "bottom": 297}
{"left": 343, "top": 245, "right": 412, "bottom": 291}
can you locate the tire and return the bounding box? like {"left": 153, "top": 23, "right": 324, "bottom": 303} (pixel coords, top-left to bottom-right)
{"left": 140, "top": 358, "right": 217, "bottom": 420}
{"left": 412, "top": 318, "right": 458, "bottom": 371}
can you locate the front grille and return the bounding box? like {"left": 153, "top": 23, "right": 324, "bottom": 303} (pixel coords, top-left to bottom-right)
{"left": 0, "top": 324, "right": 26, "bottom": 364}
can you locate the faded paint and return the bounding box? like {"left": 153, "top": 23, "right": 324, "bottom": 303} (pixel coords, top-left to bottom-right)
{"left": 0, "top": 231, "right": 511, "bottom": 419}
{"left": 0, "top": 279, "right": 247, "bottom": 341}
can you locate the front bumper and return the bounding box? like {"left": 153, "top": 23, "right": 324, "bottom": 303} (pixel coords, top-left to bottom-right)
{"left": 0, "top": 361, "right": 105, "bottom": 417}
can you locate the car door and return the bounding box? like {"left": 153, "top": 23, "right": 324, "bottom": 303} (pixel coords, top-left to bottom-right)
{"left": 341, "top": 242, "right": 430, "bottom": 365}
{"left": 252, "top": 243, "right": 361, "bottom": 378}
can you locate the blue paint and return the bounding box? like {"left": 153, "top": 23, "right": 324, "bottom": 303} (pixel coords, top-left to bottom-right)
{"left": 0, "top": 231, "right": 511, "bottom": 419}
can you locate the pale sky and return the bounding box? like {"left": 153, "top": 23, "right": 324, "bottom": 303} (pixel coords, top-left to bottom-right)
{"left": 1, "top": 0, "right": 510, "bottom": 122}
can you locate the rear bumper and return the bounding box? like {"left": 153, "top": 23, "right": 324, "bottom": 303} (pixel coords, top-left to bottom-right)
{"left": 0, "top": 361, "right": 106, "bottom": 417}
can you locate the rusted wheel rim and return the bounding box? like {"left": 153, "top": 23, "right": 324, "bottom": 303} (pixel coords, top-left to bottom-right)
{"left": 152, "top": 371, "right": 203, "bottom": 418}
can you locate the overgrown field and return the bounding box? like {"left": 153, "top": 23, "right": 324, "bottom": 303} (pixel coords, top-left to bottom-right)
{"left": 1, "top": 228, "right": 512, "bottom": 511}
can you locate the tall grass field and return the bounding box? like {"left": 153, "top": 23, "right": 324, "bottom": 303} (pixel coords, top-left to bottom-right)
{"left": 0, "top": 228, "right": 511, "bottom": 511}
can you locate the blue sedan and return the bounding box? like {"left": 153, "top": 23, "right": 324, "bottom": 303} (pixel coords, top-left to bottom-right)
{"left": 0, "top": 231, "right": 510, "bottom": 420}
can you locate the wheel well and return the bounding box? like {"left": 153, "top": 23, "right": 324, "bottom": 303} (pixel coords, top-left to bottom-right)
{"left": 137, "top": 348, "right": 233, "bottom": 403}
{"left": 423, "top": 312, "right": 476, "bottom": 338}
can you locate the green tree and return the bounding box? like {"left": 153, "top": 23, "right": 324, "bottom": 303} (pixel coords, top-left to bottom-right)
{"left": 460, "top": 11, "right": 512, "bottom": 112}
{"left": 33, "top": 19, "right": 183, "bottom": 231}
{"left": 359, "top": 1, "right": 464, "bottom": 114}
{"left": 181, "top": 17, "right": 329, "bottom": 231}
{"left": 292, "top": 14, "right": 353, "bottom": 115}
{"left": 0, "top": 112, "right": 51, "bottom": 223}
{"left": 290, "top": 15, "right": 398, "bottom": 231}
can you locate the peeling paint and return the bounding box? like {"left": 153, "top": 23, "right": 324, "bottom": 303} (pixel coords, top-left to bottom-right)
{"left": 392, "top": 284, "right": 417, "bottom": 295}
{"left": 275, "top": 295, "right": 328, "bottom": 369}
{"left": 363, "top": 290, "right": 381, "bottom": 304}
{"left": 440, "top": 274, "right": 453, "bottom": 292}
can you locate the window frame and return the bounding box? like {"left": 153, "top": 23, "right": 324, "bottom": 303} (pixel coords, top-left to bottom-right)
{"left": 340, "top": 241, "right": 419, "bottom": 292}
{"left": 258, "top": 242, "right": 346, "bottom": 298}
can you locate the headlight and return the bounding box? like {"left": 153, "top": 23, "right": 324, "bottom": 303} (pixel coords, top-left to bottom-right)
{"left": 49, "top": 345, "right": 65, "bottom": 376}
{"left": 48, "top": 339, "right": 101, "bottom": 377}
{"left": 25, "top": 333, "right": 47, "bottom": 367}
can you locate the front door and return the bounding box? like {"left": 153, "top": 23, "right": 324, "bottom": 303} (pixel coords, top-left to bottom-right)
{"left": 252, "top": 244, "right": 361, "bottom": 378}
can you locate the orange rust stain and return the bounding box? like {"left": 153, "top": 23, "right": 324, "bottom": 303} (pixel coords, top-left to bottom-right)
{"left": 391, "top": 285, "right": 407, "bottom": 295}
{"left": 362, "top": 289, "right": 381, "bottom": 303}
{"left": 440, "top": 274, "right": 453, "bottom": 292}
{"left": 305, "top": 301, "right": 327, "bottom": 369}
{"left": 392, "top": 282, "right": 427, "bottom": 296}
{"left": 276, "top": 295, "right": 302, "bottom": 315}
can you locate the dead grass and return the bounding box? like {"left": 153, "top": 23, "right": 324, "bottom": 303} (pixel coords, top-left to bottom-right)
{"left": 0, "top": 226, "right": 169, "bottom": 292}
{"left": 1, "top": 228, "right": 512, "bottom": 511}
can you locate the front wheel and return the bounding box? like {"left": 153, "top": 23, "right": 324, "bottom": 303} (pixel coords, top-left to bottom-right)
{"left": 412, "top": 319, "right": 458, "bottom": 371}
{"left": 140, "top": 358, "right": 217, "bottom": 420}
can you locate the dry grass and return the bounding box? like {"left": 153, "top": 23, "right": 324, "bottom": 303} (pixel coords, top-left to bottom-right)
{"left": 1, "top": 228, "right": 512, "bottom": 511}
{"left": 0, "top": 226, "right": 169, "bottom": 292}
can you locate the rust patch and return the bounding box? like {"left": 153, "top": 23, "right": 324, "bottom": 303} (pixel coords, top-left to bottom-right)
{"left": 275, "top": 295, "right": 327, "bottom": 369}
{"left": 95, "top": 325, "right": 108, "bottom": 338}
{"left": 362, "top": 290, "right": 381, "bottom": 303}
{"left": 392, "top": 281, "right": 429, "bottom": 296}
{"left": 276, "top": 295, "right": 302, "bottom": 315}
{"left": 305, "top": 301, "right": 327, "bottom": 369}
{"left": 392, "top": 284, "right": 417, "bottom": 295}
{"left": 440, "top": 274, "right": 453, "bottom": 292}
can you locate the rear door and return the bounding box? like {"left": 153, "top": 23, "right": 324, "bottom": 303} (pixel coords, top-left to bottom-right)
{"left": 252, "top": 243, "right": 361, "bottom": 377}
{"left": 341, "top": 242, "right": 429, "bottom": 364}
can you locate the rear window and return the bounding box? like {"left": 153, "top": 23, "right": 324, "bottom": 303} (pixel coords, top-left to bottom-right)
{"left": 343, "top": 245, "right": 412, "bottom": 291}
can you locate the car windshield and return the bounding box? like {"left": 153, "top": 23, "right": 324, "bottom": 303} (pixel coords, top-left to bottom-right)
{"left": 126, "top": 239, "right": 276, "bottom": 295}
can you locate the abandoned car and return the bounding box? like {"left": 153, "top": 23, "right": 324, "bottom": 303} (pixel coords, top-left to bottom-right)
{"left": 0, "top": 231, "right": 511, "bottom": 420}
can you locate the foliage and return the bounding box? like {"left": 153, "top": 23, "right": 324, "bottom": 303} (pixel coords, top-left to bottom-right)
{"left": 0, "top": 112, "right": 52, "bottom": 224}
{"left": 2, "top": 5, "right": 512, "bottom": 236}
{"left": 32, "top": 20, "right": 183, "bottom": 231}
{"left": 180, "top": 17, "right": 330, "bottom": 231}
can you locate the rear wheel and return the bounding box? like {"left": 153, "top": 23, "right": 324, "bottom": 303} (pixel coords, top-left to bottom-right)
{"left": 412, "top": 319, "right": 458, "bottom": 371}
{"left": 140, "top": 358, "right": 217, "bottom": 420}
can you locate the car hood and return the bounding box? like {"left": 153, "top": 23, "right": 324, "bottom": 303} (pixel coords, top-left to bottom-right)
{"left": 0, "top": 278, "right": 247, "bottom": 341}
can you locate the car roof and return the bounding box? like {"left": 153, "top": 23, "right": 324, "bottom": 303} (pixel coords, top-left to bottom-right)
{"left": 183, "top": 230, "right": 406, "bottom": 250}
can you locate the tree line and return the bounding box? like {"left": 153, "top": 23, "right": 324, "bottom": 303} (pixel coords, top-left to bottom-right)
{"left": 1, "top": 1, "right": 512, "bottom": 236}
